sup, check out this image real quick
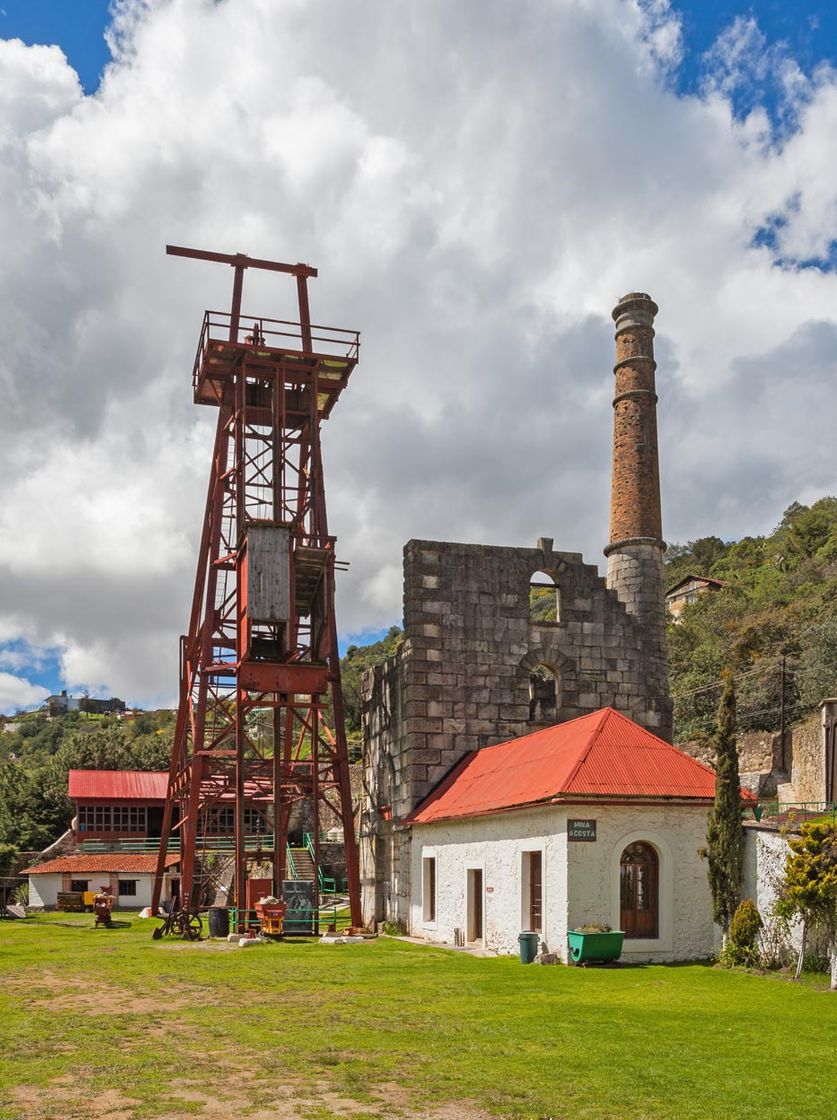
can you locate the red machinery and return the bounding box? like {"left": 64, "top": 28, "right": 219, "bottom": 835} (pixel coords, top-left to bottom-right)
{"left": 151, "top": 246, "right": 361, "bottom": 932}
{"left": 93, "top": 892, "right": 114, "bottom": 928}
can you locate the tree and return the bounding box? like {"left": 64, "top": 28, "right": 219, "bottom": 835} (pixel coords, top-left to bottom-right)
{"left": 0, "top": 715, "right": 174, "bottom": 854}
{"left": 706, "top": 671, "right": 744, "bottom": 940}
{"left": 797, "top": 614, "right": 837, "bottom": 711}
{"left": 339, "top": 626, "right": 403, "bottom": 733}
{"left": 776, "top": 821, "right": 837, "bottom": 987}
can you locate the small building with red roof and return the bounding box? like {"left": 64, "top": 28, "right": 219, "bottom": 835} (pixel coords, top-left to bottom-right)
{"left": 17, "top": 771, "right": 183, "bottom": 910}
{"left": 69, "top": 769, "right": 169, "bottom": 843}
{"left": 402, "top": 708, "right": 754, "bottom": 962}
{"left": 24, "top": 767, "right": 272, "bottom": 911}
{"left": 23, "top": 853, "right": 181, "bottom": 911}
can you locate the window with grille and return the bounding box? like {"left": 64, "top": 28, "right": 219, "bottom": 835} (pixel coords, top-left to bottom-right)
{"left": 77, "top": 805, "right": 146, "bottom": 832}
{"left": 118, "top": 880, "right": 137, "bottom": 896}
{"left": 204, "top": 807, "right": 264, "bottom": 835}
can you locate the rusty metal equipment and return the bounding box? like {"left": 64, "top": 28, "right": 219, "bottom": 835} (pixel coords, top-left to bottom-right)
{"left": 255, "top": 897, "right": 286, "bottom": 938}
{"left": 93, "top": 892, "right": 114, "bottom": 928}
{"left": 152, "top": 906, "right": 202, "bottom": 941}
{"left": 151, "top": 246, "right": 362, "bottom": 933}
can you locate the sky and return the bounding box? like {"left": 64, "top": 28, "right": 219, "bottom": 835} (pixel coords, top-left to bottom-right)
{"left": 1, "top": 0, "right": 837, "bottom": 713}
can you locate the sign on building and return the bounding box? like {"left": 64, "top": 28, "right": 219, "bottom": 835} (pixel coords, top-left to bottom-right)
{"left": 568, "top": 818, "right": 597, "bottom": 841}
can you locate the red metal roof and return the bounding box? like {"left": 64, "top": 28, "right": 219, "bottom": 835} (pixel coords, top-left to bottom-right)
{"left": 408, "top": 708, "right": 755, "bottom": 825}
{"left": 24, "top": 853, "right": 179, "bottom": 875}
{"left": 68, "top": 770, "right": 168, "bottom": 801}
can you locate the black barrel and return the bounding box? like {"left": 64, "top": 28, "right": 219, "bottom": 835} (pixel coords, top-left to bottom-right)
{"left": 208, "top": 907, "right": 230, "bottom": 938}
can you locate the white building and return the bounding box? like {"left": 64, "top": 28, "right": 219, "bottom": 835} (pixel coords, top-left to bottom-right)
{"left": 25, "top": 853, "right": 181, "bottom": 910}
{"left": 404, "top": 708, "right": 755, "bottom": 963}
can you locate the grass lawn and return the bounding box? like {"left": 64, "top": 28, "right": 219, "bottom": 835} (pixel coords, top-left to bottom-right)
{"left": 0, "top": 914, "right": 835, "bottom": 1120}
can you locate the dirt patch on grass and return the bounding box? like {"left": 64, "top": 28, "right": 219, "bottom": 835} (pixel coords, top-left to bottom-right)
{"left": 3, "top": 964, "right": 490, "bottom": 1119}
{"left": 11, "top": 1083, "right": 138, "bottom": 1120}
{"left": 154, "top": 939, "right": 239, "bottom": 952}
{"left": 8, "top": 1073, "right": 491, "bottom": 1120}
{"left": 4, "top": 969, "right": 221, "bottom": 1015}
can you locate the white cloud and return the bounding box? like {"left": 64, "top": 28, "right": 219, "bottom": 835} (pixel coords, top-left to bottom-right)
{"left": 0, "top": 0, "right": 836, "bottom": 710}
{"left": 0, "top": 671, "right": 49, "bottom": 712}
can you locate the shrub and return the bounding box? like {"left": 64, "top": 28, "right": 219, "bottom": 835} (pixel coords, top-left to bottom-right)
{"left": 722, "top": 898, "right": 763, "bottom": 967}
{"left": 381, "top": 919, "right": 407, "bottom": 936}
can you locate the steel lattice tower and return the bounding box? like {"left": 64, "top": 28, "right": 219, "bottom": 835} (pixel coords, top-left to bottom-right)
{"left": 151, "top": 246, "right": 362, "bottom": 931}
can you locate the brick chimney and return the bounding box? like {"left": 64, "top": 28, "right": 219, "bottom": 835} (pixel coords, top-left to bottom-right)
{"left": 603, "top": 292, "right": 671, "bottom": 740}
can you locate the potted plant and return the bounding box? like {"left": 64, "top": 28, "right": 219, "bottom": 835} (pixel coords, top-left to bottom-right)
{"left": 567, "top": 923, "right": 624, "bottom": 964}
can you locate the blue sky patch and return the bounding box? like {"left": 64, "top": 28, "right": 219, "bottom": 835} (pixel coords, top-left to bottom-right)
{"left": 0, "top": 0, "right": 113, "bottom": 93}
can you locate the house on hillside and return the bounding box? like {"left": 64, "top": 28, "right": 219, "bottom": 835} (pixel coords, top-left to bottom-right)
{"left": 24, "top": 853, "right": 181, "bottom": 910}
{"left": 46, "top": 691, "right": 126, "bottom": 717}
{"left": 404, "top": 708, "right": 755, "bottom": 963}
{"left": 665, "top": 575, "right": 728, "bottom": 621}
{"left": 46, "top": 690, "right": 80, "bottom": 715}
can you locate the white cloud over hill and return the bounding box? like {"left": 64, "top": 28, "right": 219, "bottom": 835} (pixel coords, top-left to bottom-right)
{"left": 1, "top": 0, "right": 837, "bottom": 708}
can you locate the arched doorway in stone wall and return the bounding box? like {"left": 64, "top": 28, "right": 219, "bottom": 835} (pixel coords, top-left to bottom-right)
{"left": 620, "top": 841, "right": 659, "bottom": 938}
{"left": 519, "top": 651, "right": 575, "bottom": 727}
{"left": 528, "top": 664, "right": 559, "bottom": 723}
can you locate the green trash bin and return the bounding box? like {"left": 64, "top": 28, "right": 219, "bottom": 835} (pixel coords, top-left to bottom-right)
{"left": 518, "top": 931, "right": 539, "bottom": 964}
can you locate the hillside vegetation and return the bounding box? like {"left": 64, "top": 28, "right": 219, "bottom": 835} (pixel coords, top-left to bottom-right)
{"left": 667, "top": 497, "right": 837, "bottom": 741}
{"left": 0, "top": 710, "right": 173, "bottom": 859}
{"left": 341, "top": 624, "right": 404, "bottom": 738}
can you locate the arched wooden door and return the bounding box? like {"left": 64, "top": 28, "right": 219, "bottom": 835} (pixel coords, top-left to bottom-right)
{"left": 620, "top": 841, "right": 659, "bottom": 938}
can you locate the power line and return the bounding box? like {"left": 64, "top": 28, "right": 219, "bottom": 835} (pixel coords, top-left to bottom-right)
{"left": 671, "top": 656, "right": 830, "bottom": 704}
{"left": 672, "top": 659, "right": 785, "bottom": 701}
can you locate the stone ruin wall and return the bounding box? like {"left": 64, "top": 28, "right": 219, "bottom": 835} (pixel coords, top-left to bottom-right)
{"left": 679, "top": 711, "right": 826, "bottom": 803}
{"left": 360, "top": 537, "right": 672, "bottom": 927}
{"left": 679, "top": 731, "right": 778, "bottom": 775}
{"left": 360, "top": 648, "right": 409, "bottom": 924}
{"left": 790, "top": 714, "right": 826, "bottom": 802}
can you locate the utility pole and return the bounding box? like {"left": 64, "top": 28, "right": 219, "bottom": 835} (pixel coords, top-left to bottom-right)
{"left": 779, "top": 653, "right": 787, "bottom": 772}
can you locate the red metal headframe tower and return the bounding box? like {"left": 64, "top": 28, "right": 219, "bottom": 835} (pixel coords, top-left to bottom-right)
{"left": 151, "top": 246, "right": 362, "bottom": 930}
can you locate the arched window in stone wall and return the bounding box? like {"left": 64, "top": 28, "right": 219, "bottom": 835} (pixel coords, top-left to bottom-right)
{"left": 620, "top": 841, "right": 659, "bottom": 938}
{"left": 528, "top": 664, "right": 559, "bottom": 724}
{"left": 529, "top": 570, "right": 560, "bottom": 623}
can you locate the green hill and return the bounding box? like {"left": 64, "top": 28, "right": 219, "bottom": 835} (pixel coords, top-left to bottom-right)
{"left": 666, "top": 497, "right": 837, "bottom": 741}
{"left": 340, "top": 625, "right": 404, "bottom": 741}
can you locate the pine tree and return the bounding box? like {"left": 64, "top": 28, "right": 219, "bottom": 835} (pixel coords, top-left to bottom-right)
{"left": 776, "top": 821, "right": 837, "bottom": 986}
{"left": 706, "top": 671, "right": 743, "bottom": 939}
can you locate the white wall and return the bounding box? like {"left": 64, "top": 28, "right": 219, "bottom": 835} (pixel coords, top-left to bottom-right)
{"left": 28, "top": 872, "right": 161, "bottom": 910}
{"left": 742, "top": 827, "right": 788, "bottom": 920}
{"left": 742, "top": 826, "right": 805, "bottom": 955}
{"left": 119, "top": 874, "right": 155, "bottom": 909}
{"left": 409, "top": 801, "right": 715, "bottom": 963}
{"left": 28, "top": 875, "right": 59, "bottom": 908}
{"left": 566, "top": 802, "right": 714, "bottom": 963}
{"left": 408, "top": 806, "right": 568, "bottom": 956}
